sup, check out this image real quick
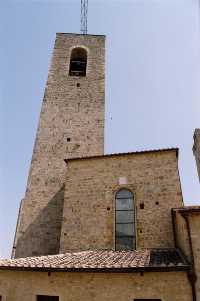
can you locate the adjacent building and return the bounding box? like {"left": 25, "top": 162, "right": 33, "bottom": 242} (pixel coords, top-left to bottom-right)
{"left": 193, "top": 129, "right": 200, "bottom": 182}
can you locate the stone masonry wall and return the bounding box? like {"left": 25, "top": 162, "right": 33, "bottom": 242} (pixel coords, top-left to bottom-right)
{"left": 188, "top": 214, "right": 200, "bottom": 300}
{"left": 0, "top": 270, "right": 192, "bottom": 301}
{"left": 173, "top": 210, "right": 200, "bottom": 299}
{"left": 60, "top": 150, "right": 183, "bottom": 252}
{"left": 13, "top": 33, "right": 105, "bottom": 258}
{"left": 173, "top": 211, "right": 191, "bottom": 260}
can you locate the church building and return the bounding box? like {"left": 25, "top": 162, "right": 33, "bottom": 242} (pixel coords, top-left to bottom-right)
{"left": 0, "top": 33, "right": 200, "bottom": 301}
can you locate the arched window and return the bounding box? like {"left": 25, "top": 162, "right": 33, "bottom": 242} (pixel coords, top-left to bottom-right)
{"left": 115, "top": 189, "right": 135, "bottom": 251}
{"left": 69, "top": 47, "right": 87, "bottom": 76}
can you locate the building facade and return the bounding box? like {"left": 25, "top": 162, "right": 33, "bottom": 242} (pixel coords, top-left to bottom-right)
{"left": 0, "top": 33, "right": 200, "bottom": 301}
{"left": 60, "top": 149, "right": 182, "bottom": 252}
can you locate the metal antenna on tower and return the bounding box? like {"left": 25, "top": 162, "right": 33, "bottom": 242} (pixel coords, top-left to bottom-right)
{"left": 81, "top": 0, "right": 88, "bottom": 34}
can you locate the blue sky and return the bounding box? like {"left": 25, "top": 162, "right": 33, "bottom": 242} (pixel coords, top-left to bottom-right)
{"left": 1, "top": 0, "right": 200, "bottom": 258}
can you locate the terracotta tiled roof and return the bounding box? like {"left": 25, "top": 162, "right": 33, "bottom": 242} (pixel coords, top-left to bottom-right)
{"left": 0, "top": 249, "right": 189, "bottom": 272}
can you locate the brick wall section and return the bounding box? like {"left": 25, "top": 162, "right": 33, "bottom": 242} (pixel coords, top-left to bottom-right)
{"left": 188, "top": 214, "right": 200, "bottom": 300}
{"left": 0, "top": 270, "right": 192, "bottom": 301}
{"left": 193, "top": 128, "right": 200, "bottom": 182}
{"left": 173, "top": 211, "right": 191, "bottom": 260}
{"left": 13, "top": 33, "right": 105, "bottom": 258}
{"left": 60, "top": 150, "right": 183, "bottom": 252}
{"left": 173, "top": 209, "right": 200, "bottom": 299}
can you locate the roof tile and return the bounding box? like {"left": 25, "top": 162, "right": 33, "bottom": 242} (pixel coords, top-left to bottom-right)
{"left": 0, "top": 249, "right": 189, "bottom": 272}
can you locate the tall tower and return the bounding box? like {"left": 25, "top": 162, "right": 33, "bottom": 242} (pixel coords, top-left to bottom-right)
{"left": 193, "top": 128, "right": 200, "bottom": 182}
{"left": 13, "top": 33, "right": 105, "bottom": 258}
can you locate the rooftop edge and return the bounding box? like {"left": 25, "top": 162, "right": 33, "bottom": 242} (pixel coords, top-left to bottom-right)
{"left": 56, "top": 33, "right": 106, "bottom": 37}
{"left": 64, "top": 147, "right": 179, "bottom": 164}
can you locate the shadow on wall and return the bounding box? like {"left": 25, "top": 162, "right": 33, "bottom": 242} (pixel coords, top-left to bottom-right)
{"left": 14, "top": 185, "right": 65, "bottom": 258}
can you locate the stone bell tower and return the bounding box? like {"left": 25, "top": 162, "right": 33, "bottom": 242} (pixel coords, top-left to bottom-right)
{"left": 13, "top": 33, "right": 105, "bottom": 258}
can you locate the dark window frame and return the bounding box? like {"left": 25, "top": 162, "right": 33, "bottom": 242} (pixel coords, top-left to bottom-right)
{"left": 134, "top": 299, "right": 162, "bottom": 301}
{"left": 69, "top": 47, "right": 87, "bottom": 77}
{"left": 37, "top": 295, "right": 59, "bottom": 301}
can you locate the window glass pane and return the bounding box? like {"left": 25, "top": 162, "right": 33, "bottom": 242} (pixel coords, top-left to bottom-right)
{"left": 116, "top": 189, "right": 133, "bottom": 198}
{"left": 115, "top": 189, "right": 135, "bottom": 251}
{"left": 116, "top": 236, "right": 134, "bottom": 251}
{"left": 116, "top": 210, "right": 133, "bottom": 223}
{"left": 116, "top": 223, "right": 134, "bottom": 236}
{"left": 116, "top": 198, "right": 133, "bottom": 210}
